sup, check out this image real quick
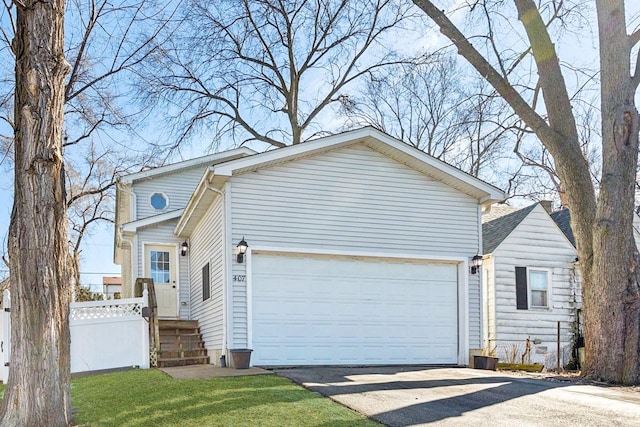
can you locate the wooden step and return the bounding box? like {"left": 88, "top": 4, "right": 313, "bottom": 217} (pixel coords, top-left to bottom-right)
{"left": 160, "top": 340, "right": 205, "bottom": 352}
{"left": 159, "top": 331, "right": 202, "bottom": 338}
{"left": 158, "top": 320, "right": 199, "bottom": 330}
{"left": 157, "top": 355, "right": 210, "bottom": 368}
{"left": 160, "top": 349, "right": 208, "bottom": 359}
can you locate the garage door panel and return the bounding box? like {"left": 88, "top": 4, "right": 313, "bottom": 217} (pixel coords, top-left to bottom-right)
{"left": 251, "top": 253, "right": 459, "bottom": 365}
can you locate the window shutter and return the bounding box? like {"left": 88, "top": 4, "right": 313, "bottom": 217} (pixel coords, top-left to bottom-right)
{"left": 515, "top": 266, "right": 528, "bottom": 310}
{"left": 202, "top": 263, "right": 210, "bottom": 301}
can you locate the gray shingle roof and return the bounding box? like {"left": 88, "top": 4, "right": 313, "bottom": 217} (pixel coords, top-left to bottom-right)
{"left": 481, "top": 204, "right": 520, "bottom": 223}
{"left": 550, "top": 208, "right": 575, "bottom": 247}
{"left": 482, "top": 203, "right": 538, "bottom": 254}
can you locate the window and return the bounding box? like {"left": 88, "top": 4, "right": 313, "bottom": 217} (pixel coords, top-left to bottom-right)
{"left": 529, "top": 270, "right": 549, "bottom": 308}
{"left": 150, "top": 250, "right": 171, "bottom": 284}
{"left": 202, "top": 263, "right": 210, "bottom": 301}
{"left": 515, "top": 267, "right": 549, "bottom": 309}
{"left": 150, "top": 192, "right": 168, "bottom": 211}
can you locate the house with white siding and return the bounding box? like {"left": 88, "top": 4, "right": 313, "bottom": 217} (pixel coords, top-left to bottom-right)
{"left": 482, "top": 203, "right": 581, "bottom": 368}
{"left": 114, "top": 127, "right": 505, "bottom": 367}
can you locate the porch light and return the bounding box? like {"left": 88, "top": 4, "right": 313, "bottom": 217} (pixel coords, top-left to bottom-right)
{"left": 180, "top": 241, "right": 189, "bottom": 256}
{"left": 470, "top": 255, "right": 483, "bottom": 274}
{"left": 236, "top": 237, "right": 248, "bottom": 263}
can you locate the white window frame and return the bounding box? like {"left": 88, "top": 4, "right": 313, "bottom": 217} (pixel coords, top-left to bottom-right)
{"left": 149, "top": 192, "right": 170, "bottom": 211}
{"left": 528, "top": 268, "right": 551, "bottom": 309}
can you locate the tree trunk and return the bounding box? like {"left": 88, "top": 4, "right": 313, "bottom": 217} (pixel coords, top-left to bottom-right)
{"left": 412, "top": 0, "right": 640, "bottom": 384}
{"left": 583, "top": 0, "right": 640, "bottom": 384}
{"left": 0, "top": 0, "right": 73, "bottom": 425}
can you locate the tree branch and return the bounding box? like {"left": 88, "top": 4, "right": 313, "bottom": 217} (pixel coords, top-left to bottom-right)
{"left": 412, "top": 0, "right": 557, "bottom": 145}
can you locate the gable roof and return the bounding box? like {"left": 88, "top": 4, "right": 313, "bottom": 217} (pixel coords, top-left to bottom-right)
{"left": 120, "top": 147, "right": 256, "bottom": 184}
{"left": 482, "top": 203, "right": 538, "bottom": 254}
{"left": 210, "top": 127, "right": 504, "bottom": 203}
{"left": 550, "top": 209, "right": 575, "bottom": 247}
{"left": 175, "top": 127, "right": 507, "bottom": 237}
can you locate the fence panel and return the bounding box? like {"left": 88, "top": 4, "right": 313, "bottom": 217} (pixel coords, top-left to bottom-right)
{"left": 70, "top": 291, "right": 150, "bottom": 373}
{"left": 0, "top": 290, "right": 150, "bottom": 380}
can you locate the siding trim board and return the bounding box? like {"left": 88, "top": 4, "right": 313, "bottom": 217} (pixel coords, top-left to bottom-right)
{"left": 223, "top": 182, "right": 232, "bottom": 354}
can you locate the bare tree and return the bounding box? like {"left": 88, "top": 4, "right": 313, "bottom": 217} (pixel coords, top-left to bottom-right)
{"left": 61, "top": 0, "right": 178, "bottom": 290}
{"left": 0, "top": 0, "right": 72, "bottom": 424}
{"left": 340, "top": 54, "right": 524, "bottom": 190}
{"left": 341, "top": 55, "right": 466, "bottom": 157}
{"left": 64, "top": 142, "right": 151, "bottom": 289}
{"left": 413, "top": 0, "right": 640, "bottom": 384}
{"left": 0, "top": 0, "right": 176, "bottom": 422}
{"left": 0, "top": 0, "right": 175, "bottom": 290}
{"left": 140, "top": 0, "right": 422, "bottom": 148}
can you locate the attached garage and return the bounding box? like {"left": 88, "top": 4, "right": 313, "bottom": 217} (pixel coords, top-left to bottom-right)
{"left": 249, "top": 252, "right": 461, "bottom": 366}
{"left": 166, "top": 127, "right": 506, "bottom": 368}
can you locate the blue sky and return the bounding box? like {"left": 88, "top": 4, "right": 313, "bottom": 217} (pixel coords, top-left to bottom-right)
{"left": 1, "top": 2, "right": 639, "bottom": 288}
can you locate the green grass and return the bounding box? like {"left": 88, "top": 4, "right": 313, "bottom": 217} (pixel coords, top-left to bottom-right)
{"left": 1, "top": 369, "right": 380, "bottom": 426}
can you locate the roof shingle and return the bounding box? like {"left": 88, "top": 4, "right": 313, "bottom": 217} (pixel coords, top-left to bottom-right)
{"left": 549, "top": 208, "right": 575, "bottom": 247}
{"left": 482, "top": 204, "right": 538, "bottom": 254}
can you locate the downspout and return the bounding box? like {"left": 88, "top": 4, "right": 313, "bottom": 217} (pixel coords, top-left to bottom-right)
{"left": 206, "top": 181, "right": 228, "bottom": 359}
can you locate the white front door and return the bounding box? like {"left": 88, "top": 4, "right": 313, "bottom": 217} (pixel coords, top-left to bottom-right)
{"left": 145, "top": 244, "right": 178, "bottom": 318}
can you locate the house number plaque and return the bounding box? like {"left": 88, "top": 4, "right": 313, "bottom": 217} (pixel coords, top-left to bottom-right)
{"left": 233, "top": 275, "right": 246, "bottom": 282}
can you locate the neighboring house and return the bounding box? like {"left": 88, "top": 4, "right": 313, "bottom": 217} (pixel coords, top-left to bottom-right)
{"left": 102, "top": 276, "right": 122, "bottom": 299}
{"left": 482, "top": 203, "right": 580, "bottom": 367}
{"left": 114, "top": 127, "right": 505, "bottom": 367}
{"left": 550, "top": 207, "right": 640, "bottom": 253}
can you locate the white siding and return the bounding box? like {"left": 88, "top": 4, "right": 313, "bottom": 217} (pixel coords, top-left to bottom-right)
{"left": 229, "top": 143, "right": 482, "bottom": 350}
{"left": 188, "top": 196, "right": 225, "bottom": 354}
{"left": 136, "top": 220, "right": 190, "bottom": 319}
{"left": 489, "top": 205, "right": 580, "bottom": 366}
{"left": 134, "top": 167, "right": 205, "bottom": 220}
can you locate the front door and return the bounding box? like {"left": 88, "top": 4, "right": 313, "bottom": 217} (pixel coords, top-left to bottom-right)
{"left": 144, "top": 244, "right": 178, "bottom": 318}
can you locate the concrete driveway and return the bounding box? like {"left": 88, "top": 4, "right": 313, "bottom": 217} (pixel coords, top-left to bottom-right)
{"left": 274, "top": 366, "right": 640, "bottom": 426}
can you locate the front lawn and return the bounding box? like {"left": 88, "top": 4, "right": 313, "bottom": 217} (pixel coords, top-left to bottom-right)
{"left": 1, "top": 369, "right": 378, "bottom": 426}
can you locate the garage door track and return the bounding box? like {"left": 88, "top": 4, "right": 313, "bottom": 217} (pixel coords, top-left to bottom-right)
{"left": 275, "top": 366, "right": 640, "bottom": 426}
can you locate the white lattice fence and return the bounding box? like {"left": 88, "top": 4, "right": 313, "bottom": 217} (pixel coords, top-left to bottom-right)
{"left": 70, "top": 292, "right": 150, "bottom": 373}
{"left": 71, "top": 299, "right": 143, "bottom": 320}
{"left": 0, "top": 290, "right": 150, "bottom": 378}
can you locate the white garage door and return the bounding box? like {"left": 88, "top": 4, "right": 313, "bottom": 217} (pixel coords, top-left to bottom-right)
{"left": 251, "top": 253, "right": 459, "bottom": 366}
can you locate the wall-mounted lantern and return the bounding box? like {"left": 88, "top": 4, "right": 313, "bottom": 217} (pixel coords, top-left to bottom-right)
{"left": 470, "top": 255, "right": 483, "bottom": 274}
{"left": 180, "top": 241, "right": 189, "bottom": 257}
{"left": 236, "top": 237, "right": 248, "bottom": 263}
